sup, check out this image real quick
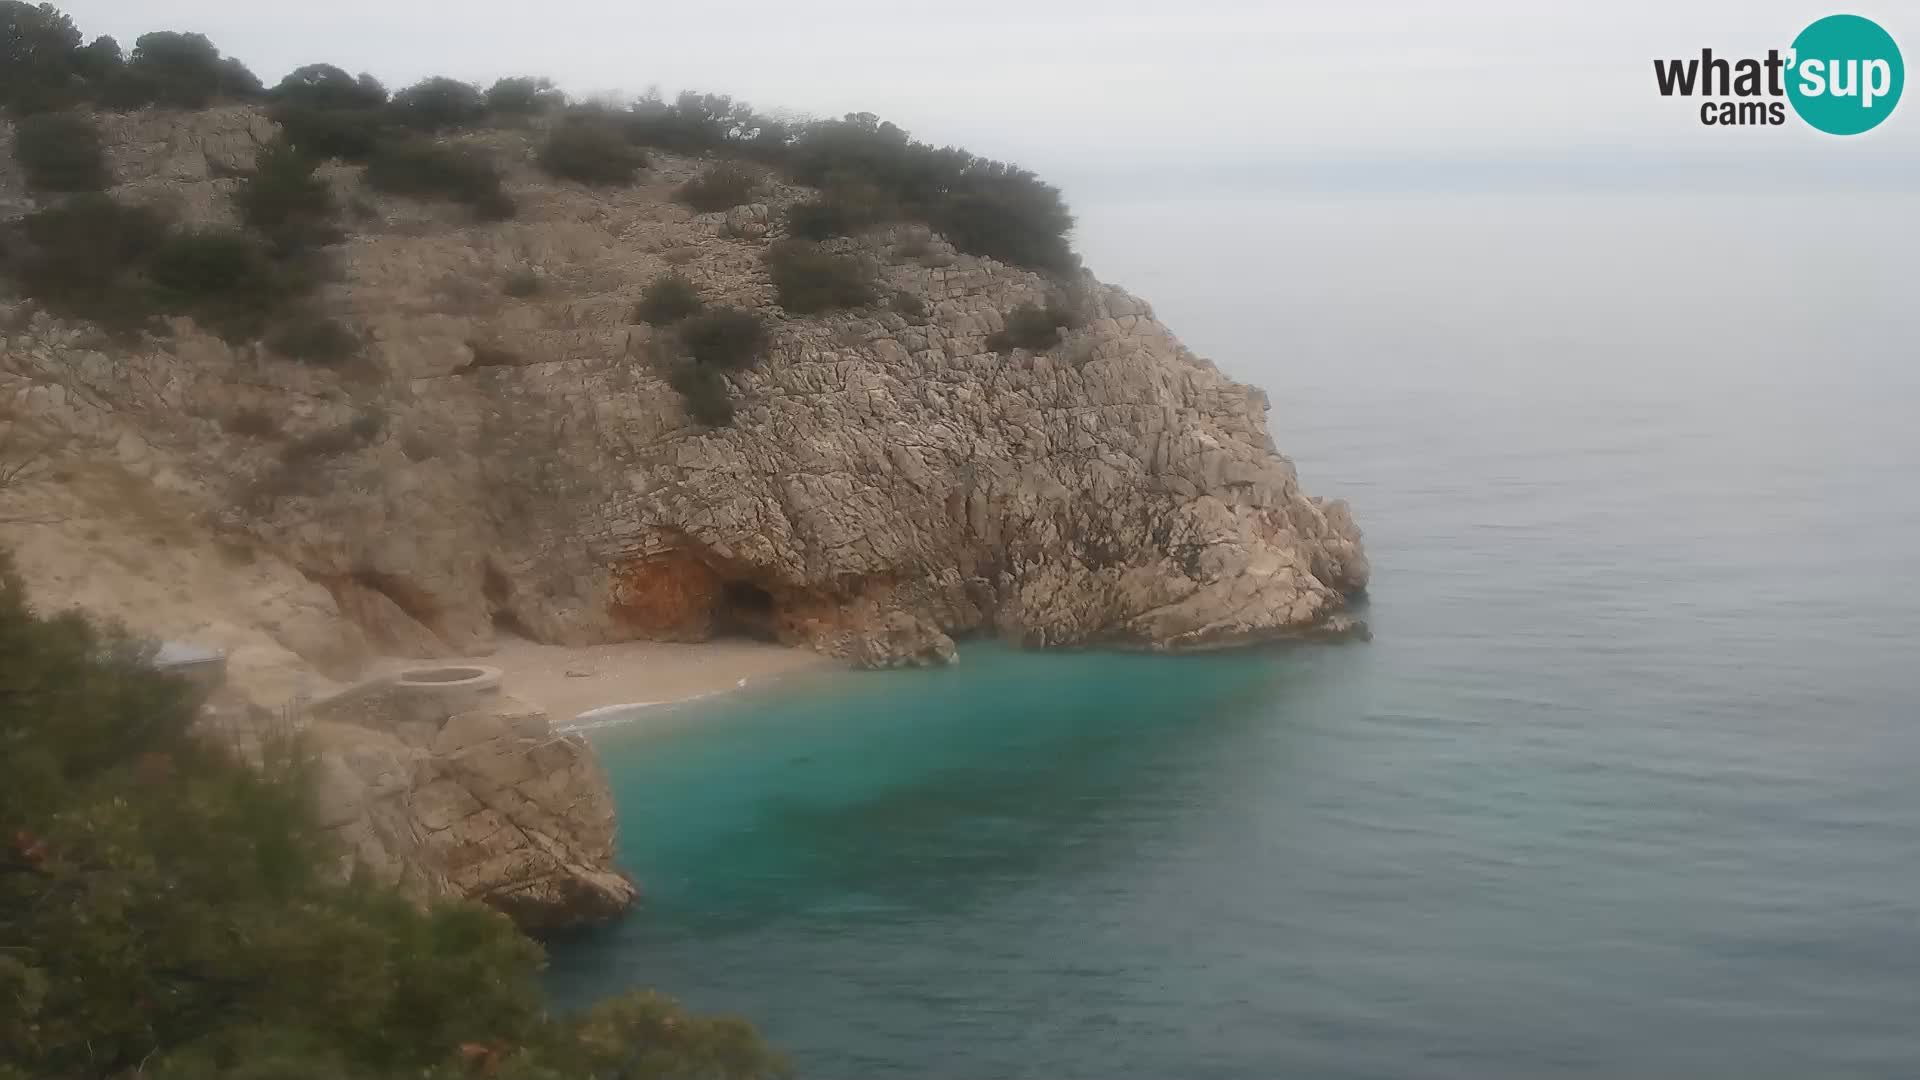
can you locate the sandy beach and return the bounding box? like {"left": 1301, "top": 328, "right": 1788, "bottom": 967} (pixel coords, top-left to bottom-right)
{"left": 479, "top": 635, "right": 833, "bottom": 723}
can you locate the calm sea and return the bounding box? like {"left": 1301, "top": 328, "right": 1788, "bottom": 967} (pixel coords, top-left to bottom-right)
{"left": 548, "top": 191, "right": 1920, "bottom": 1078}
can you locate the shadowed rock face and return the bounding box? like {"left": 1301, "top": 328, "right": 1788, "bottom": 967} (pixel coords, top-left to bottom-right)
{"left": 0, "top": 107, "right": 1368, "bottom": 671}
{"left": 306, "top": 681, "right": 637, "bottom": 930}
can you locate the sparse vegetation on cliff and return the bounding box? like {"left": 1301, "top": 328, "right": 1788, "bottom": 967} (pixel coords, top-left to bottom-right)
{"left": 235, "top": 136, "right": 343, "bottom": 253}
{"left": 364, "top": 139, "right": 515, "bottom": 220}
{"left": 4, "top": 2, "right": 1081, "bottom": 355}
{"left": 11, "top": 109, "right": 108, "bottom": 191}
{"left": 681, "top": 307, "right": 768, "bottom": 370}
{"left": 987, "top": 296, "right": 1086, "bottom": 352}
{"left": 765, "top": 240, "right": 877, "bottom": 314}
{"left": 0, "top": 550, "right": 784, "bottom": 1080}
{"left": 669, "top": 362, "right": 735, "bottom": 427}
{"left": 675, "top": 161, "right": 760, "bottom": 212}
{"left": 635, "top": 271, "right": 704, "bottom": 325}
{"left": 539, "top": 117, "right": 648, "bottom": 186}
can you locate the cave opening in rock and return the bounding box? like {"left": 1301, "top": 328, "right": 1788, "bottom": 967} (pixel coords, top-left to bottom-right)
{"left": 483, "top": 560, "right": 536, "bottom": 642}
{"left": 714, "top": 579, "right": 779, "bottom": 641}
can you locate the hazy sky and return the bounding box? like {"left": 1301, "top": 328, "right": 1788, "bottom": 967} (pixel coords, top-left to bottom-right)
{"left": 53, "top": 1, "right": 1920, "bottom": 198}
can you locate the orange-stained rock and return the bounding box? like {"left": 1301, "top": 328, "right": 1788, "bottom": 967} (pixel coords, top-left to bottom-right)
{"left": 608, "top": 550, "right": 722, "bottom": 641}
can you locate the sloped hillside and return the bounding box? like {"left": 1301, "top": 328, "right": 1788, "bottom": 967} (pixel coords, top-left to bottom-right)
{"left": 2, "top": 101, "right": 1367, "bottom": 696}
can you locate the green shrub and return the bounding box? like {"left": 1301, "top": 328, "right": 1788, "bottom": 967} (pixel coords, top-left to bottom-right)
{"left": 785, "top": 113, "right": 1077, "bottom": 273}
{"left": 935, "top": 167, "right": 1078, "bottom": 274}
{"left": 112, "top": 30, "right": 260, "bottom": 109}
{"left": 0, "top": 550, "right": 781, "bottom": 1080}
{"left": 986, "top": 296, "right": 1084, "bottom": 352}
{"left": 221, "top": 406, "right": 278, "bottom": 438}
{"left": 265, "top": 312, "right": 358, "bottom": 364}
{"left": 890, "top": 289, "right": 928, "bottom": 319}
{"left": 764, "top": 240, "right": 875, "bottom": 314}
{"left": 786, "top": 181, "right": 894, "bottom": 240}
{"left": 1, "top": 2, "right": 84, "bottom": 114}
{"left": 146, "top": 228, "right": 297, "bottom": 340}
{"left": 503, "top": 268, "right": 542, "bottom": 297}
{"left": 485, "top": 75, "right": 562, "bottom": 115}
{"left": 269, "top": 63, "right": 387, "bottom": 110}
{"left": 269, "top": 104, "right": 391, "bottom": 163}
{"left": 675, "top": 162, "right": 758, "bottom": 212}
{"left": 467, "top": 339, "right": 520, "bottom": 368}
{"left": 11, "top": 109, "right": 109, "bottom": 192}
{"left": 538, "top": 119, "right": 647, "bottom": 185}
{"left": 623, "top": 90, "right": 764, "bottom": 154}
{"left": 679, "top": 306, "right": 767, "bottom": 370}
{"left": 633, "top": 271, "right": 702, "bottom": 325}
{"left": 4, "top": 194, "right": 169, "bottom": 330}
{"left": 390, "top": 76, "right": 485, "bottom": 131}
{"left": 669, "top": 362, "right": 734, "bottom": 426}
{"left": 235, "top": 137, "right": 341, "bottom": 253}
{"left": 364, "top": 140, "right": 513, "bottom": 219}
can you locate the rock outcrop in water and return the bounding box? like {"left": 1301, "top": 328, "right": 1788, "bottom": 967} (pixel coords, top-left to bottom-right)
{"left": 0, "top": 106, "right": 1369, "bottom": 677}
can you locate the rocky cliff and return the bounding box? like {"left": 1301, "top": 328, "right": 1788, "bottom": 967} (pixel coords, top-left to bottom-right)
{"left": 1, "top": 106, "right": 1367, "bottom": 928}
{"left": 298, "top": 673, "right": 637, "bottom": 930}
{"left": 0, "top": 106, "right": 1368, "bottom": 678}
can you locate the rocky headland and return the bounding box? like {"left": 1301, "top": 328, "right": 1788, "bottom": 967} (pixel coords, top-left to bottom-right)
{"left": 0, "top": 103, "right": 1367, "bottom": 928}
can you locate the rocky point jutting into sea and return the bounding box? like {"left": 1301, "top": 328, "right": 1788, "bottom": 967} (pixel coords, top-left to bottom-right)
{"left": 0, "top": 104, "right": 1367, "bottom": 928}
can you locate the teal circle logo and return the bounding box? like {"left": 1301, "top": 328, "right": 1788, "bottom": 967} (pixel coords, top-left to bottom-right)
{"left": 1787, "top": 14, "right": 1904, "bottom": 135}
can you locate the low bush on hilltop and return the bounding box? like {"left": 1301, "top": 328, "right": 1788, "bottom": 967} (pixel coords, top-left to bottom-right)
{"left": 0, "top": 549, "right": 785, "bottom": 1080}
{"left": 364, "top": 140, "right": 515, "bottom": 220}
{"left": 786, "top": 113, "right": 1077, "bottom": 273}
{"left": 102, "top": 30, "right": 262, "bottom": 109}
{"left": 485, "top": 75, "right": 564, "bottom": 116}
{"left": 634, "top": 271, "right": 703, "bottom": 325}
{"left": 675, "top": 162, "right": 759, "bottom": 212}
{"left": 764, "top": 240, "right": 875, "bottom": 314}
{"left": 10, "top": 2, "right": 1081, "bottom": 275}
{"left": 10, "top": 109, "right": 109, "bottom": 192}
{"left": 270, "top": 62, "right": 387, "bottom": 111}
{"left": 538, "top": 119, "right": 648, "bottom": 186}
{"left": 389, "top": 75, "right": 486, "bottom": 132}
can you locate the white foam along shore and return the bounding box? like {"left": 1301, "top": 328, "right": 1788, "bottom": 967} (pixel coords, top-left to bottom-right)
{"left": 482, "top": 635, "right": 834, "bottom": 729}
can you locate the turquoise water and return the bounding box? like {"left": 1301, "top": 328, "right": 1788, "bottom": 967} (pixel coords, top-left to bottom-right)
{"left": 548, "top": 194, "right": 1920, "bottom": 1078}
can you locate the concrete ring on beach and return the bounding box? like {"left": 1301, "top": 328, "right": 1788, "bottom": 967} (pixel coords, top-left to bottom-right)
{"left": 392, "top": 665, "right": 504, "bottom": 707}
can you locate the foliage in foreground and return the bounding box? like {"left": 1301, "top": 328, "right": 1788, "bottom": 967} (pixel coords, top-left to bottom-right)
{"left": 0, "top": 549, "right": 785, "bottom": 1079}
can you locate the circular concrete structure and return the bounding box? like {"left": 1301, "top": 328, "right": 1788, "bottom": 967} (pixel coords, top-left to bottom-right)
{"left": 394, "top": 665, "right": 500, "bottom": 689}
{"left": 391, "top": 665, "right": 504, "bottom": 713}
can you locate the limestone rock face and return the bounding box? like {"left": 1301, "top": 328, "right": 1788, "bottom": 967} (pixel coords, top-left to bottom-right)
{"left": 306, "top": 681, "right": 637, "bottom": 930}
{"left": 1, "top": 107, "right": 1369, "bottom": 674}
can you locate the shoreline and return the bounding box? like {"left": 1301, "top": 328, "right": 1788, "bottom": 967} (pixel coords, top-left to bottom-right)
{"left": 478, "top": 635, "right": 835, "bottom": 726}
